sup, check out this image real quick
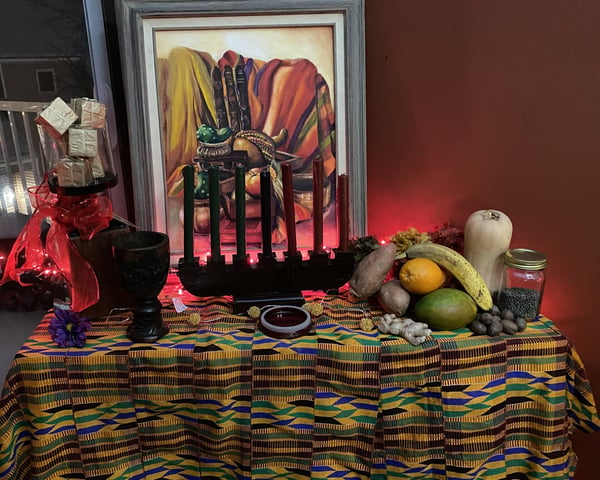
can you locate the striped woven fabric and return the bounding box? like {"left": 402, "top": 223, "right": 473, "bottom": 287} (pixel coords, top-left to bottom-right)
{"left": 1, "top": 293, "right": 598, "bottom": 480}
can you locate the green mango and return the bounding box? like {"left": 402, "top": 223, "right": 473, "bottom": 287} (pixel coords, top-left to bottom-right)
{"left": 215, "top": 127, "right": 233, "bottom": 142}
{"left": 414, "top": 288, "right": 477, "bottom": 331}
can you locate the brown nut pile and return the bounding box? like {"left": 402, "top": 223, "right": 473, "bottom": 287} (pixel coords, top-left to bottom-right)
{"left": 469, "top": 305, "right": 527, "bottom": 336}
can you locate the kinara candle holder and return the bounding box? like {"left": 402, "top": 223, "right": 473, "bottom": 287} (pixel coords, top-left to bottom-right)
{"left": 177, "top": 160, "right": 355, "bottom": 313}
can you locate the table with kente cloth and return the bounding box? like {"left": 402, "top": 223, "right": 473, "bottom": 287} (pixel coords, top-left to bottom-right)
{"left": 1, "top": 292, "right": 599, "bottom": 480}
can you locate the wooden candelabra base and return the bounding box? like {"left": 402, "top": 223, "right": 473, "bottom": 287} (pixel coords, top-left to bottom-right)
{"left": 177, "top": 249, "right": 355, "bottom": 313}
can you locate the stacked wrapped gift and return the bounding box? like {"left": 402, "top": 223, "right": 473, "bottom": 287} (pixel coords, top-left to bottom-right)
{"left": 35, "top": 96, "right": 117, "bottom": 192}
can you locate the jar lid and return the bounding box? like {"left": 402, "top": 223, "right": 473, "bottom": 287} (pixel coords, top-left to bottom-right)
{"left": 504, "top": 248, "right": 547, "bottom": 270}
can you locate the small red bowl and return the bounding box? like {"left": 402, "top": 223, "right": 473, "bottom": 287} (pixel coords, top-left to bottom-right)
{"left": 259, "top": 305, "right": 312, "bottom": 339}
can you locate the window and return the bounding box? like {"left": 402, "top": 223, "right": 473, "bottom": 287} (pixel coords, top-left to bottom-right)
{"left": 36, "top": 69, "right": 56, "bottom": 94}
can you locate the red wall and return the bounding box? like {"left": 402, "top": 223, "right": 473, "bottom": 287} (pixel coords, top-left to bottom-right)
{"left": 365, "top": 1, "right": 600, "bottom": 477}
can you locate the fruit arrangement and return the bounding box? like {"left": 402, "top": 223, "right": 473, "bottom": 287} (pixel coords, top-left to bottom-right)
{"left": 404, "top": 242, "right": 493, "bottom": 310}
{"left": 195, "top": 124, "right": 235, "bottom": 158}
{"left": 349, "top": 211, "right": 534, "bottom": 344}
{"left": 196, "top": 124, "right": 233, "bottom": 144}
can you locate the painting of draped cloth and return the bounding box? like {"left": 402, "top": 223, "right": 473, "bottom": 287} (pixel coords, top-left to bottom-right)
{"left": 159, "top": 46, "right": 337, "bottom": 245}
{"left": 158, "top": 47, "right": 219, "bottom": 183}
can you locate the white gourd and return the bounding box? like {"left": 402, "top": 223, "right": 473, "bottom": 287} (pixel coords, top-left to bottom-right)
{"left": 463, "top": 209, "right": 513, "bottom": 299}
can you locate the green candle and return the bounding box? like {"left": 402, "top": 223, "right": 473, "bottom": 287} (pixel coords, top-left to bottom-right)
{"left": 235, "top": 165, "right": 246, "bottom": 257}
{"left": 208, "top": 165, "right": 221, "bottom": 259}
{"left": 183, "top": 164, "right": 195, "bottom": 262}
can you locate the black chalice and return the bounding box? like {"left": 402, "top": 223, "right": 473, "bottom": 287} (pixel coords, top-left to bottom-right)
{"left": 113, "top": 231, "right": 170, "bottom": 342}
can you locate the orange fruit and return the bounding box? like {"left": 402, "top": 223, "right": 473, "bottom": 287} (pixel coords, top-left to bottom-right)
{"left": 245, "top": 168, "right": 261, "bottom": 197}
{"left": 399, "top": 258, "right": 445, "bottom": 295}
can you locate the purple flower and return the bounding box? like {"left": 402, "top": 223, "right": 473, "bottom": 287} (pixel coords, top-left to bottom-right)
{"left": 48, "top": 309, "right": 91, "bottom": 348}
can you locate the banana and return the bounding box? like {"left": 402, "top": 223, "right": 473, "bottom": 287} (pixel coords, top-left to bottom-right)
{"left": 405, "top": 242, "right": 494, "bottom": 311}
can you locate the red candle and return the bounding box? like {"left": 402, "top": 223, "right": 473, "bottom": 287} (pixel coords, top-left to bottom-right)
{"left": 281, "top": 163, "right": 297, "bottom": 256}
{"left": 338, "top": 174, "right": 349, "bottom": 251}
{"left": 312, "top": 158, "right": 324, "bottom": 253}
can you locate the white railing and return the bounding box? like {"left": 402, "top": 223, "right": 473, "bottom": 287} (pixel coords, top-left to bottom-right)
{"left": 0, "top": 101, "right": 48, "bottom": 238}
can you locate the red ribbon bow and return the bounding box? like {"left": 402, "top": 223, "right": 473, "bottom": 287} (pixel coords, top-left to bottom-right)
{"left": 0, "top": 178, "right": 112, "bottom": 312}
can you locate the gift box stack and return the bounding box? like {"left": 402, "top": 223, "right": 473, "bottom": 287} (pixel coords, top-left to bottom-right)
{"left": 35, "top": 97, "right": 116, "bottom": 191}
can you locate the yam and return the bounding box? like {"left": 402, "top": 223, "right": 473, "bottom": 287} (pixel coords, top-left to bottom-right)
{"left": 377, "top": 279, "right": 411, "bottom": 316}
{"left": 349, "top": 242, "right": 397, "bottom": 299}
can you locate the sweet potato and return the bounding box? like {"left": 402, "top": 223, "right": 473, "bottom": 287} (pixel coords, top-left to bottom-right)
{"left": 377, "top": 279, "right": 411, "bottom": 316}
{"left": 349, "top": 242, "right": 397, "bottom": 299}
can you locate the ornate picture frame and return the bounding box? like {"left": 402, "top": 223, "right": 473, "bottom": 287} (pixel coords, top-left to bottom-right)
{"left": 114, "top": 0, "right": 366, "bottom": 262}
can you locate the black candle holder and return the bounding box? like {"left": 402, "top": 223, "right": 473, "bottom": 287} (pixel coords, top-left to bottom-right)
{"left": 177, "top": 248, "right": 355, "bottom": 313}
{"left": 178, "top": 151, "right": 354, "bottom": 312}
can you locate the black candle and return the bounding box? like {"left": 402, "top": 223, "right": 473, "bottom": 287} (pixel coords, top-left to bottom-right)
{"left": 281, "top": 163, "right": 297, "bottom": 256}
{"left": 208, "top": 165, "right": 221, "bottom": 260}
{"left": 183, "top": 164, "right": 195, "bottom": 262}
{"left": 260, "top": 169, "right": 272, "bottom": 257}
{"left": 235, "top": 165, "right": 246, "bottom": 258}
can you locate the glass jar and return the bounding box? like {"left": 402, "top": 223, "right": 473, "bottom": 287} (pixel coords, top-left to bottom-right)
{"left": 37, "top": 97, "right": 118, "bottom": 195}
{"left": 497, "top": 248, "right": 547, "bottom": 320}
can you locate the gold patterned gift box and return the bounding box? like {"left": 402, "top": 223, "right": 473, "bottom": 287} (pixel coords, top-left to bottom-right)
{"left": 55, "top": 156, "right": 93, "bottom": 187}
{"left": 68, "top": 127, "right": 98, "bottom": 158}
{"left": 67, "top": 127, "right": 107, "bottom": 179}
{"left": 71, "top": 97, "right": 106, "bottom": 128}
{"left": 35, "top": 97, "right": 79, "bottom": 139}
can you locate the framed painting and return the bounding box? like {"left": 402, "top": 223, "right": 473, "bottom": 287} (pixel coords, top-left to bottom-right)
{"left": 114, "top": 0, "right": 366, "bottom": 263}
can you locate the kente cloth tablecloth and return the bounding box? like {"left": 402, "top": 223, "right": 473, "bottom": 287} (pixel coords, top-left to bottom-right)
{"left": 1, "top": 294, "right": 599, "bottom": 480}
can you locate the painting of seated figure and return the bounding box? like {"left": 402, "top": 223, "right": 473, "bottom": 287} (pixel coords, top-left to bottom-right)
{"left": 154, "top": 22, "right": 341, "bottom": 259}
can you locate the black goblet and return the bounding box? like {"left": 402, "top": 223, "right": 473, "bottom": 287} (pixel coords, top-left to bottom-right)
{"left": 113, "top": 231, "right": 170, "bottom": 342}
